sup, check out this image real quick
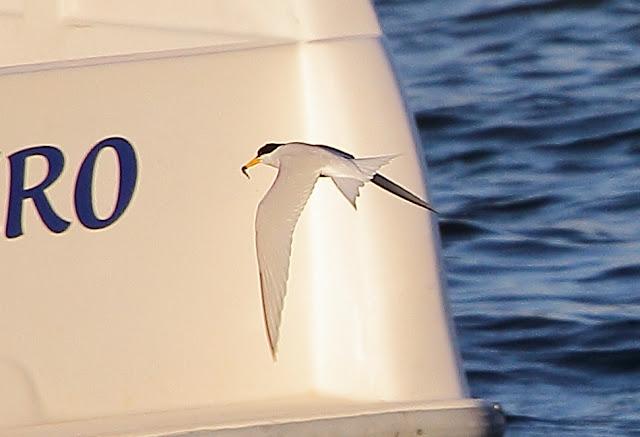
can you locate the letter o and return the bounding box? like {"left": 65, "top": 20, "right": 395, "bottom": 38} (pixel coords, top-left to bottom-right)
{"left": 74, "top": 137, "right": 138, "bottom": 230}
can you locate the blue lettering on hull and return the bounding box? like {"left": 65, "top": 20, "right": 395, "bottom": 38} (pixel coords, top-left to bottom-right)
{"left": 4, "top": 137, "right": 138, "bottom": 239}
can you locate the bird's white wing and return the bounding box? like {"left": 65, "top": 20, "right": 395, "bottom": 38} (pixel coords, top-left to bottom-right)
{"left": 255, "top": 157, "right": 320, "bottom": 359}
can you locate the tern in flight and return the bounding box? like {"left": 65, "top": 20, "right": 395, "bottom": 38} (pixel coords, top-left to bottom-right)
{"left": 242, "top": 142, "right": 436, "bottom": 359}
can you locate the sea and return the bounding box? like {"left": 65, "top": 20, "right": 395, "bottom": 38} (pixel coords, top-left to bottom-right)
{"left": 373, "top": 1, "right": 640, "bottom": 435}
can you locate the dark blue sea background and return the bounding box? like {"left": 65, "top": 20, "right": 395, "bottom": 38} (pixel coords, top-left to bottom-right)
{"left": 374, "top": 1, "right": 640, "bottom": 435}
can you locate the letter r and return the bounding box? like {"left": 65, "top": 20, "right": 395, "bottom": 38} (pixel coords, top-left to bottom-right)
{"left": 5, "top": 146, "right": 71, "bottom": 238}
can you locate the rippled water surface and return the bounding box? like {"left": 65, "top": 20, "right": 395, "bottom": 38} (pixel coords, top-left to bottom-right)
{"left": 374, "top": 1, "right": 640, "bottom": 435}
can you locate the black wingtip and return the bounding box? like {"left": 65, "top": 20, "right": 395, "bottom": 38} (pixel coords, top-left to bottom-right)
{"left": 371, "top": 174, "right": 437, "bottom": 213}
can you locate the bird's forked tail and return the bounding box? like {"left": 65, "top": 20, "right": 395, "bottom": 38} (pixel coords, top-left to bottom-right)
{"left": 352, "top": 154, "right": 399, "bottom": 179}
{"left": 333, "top": 154, "right": 437, "bottom": 213}
{"left": 331, "top": 155, "right": 398, "bottom": 208}
{"left": 355, "top": 154, "right": 437, "bottom": 212}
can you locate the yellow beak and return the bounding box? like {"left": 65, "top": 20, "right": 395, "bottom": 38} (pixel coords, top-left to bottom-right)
{"left": 241, "top": 157, "right": 261, "bottom": 178}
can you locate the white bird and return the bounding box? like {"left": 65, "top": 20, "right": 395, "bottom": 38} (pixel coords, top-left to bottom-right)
{"left": 242, "top": 142, "right": 436, "bottom": 360}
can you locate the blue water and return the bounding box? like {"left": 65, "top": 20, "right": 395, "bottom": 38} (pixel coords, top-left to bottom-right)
{"left": 374, "top": 1, "right": 640, "bottom": 435}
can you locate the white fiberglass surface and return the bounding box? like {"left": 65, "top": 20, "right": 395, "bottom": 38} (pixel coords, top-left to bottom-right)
{"left": 0, "top": 39, "right": 464, "bottom": 429}
{"left": 0, "top": 0, "right": 379, "bottom": 70}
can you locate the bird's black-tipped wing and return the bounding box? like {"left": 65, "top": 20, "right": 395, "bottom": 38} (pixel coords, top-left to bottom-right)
{"left": 372, "top": 174, "right": 437, "bottom": 213}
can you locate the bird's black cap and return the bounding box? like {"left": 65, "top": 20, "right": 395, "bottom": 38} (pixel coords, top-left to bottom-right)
{"left": 257, "top": 143, "right": 284, "bottom": 157}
